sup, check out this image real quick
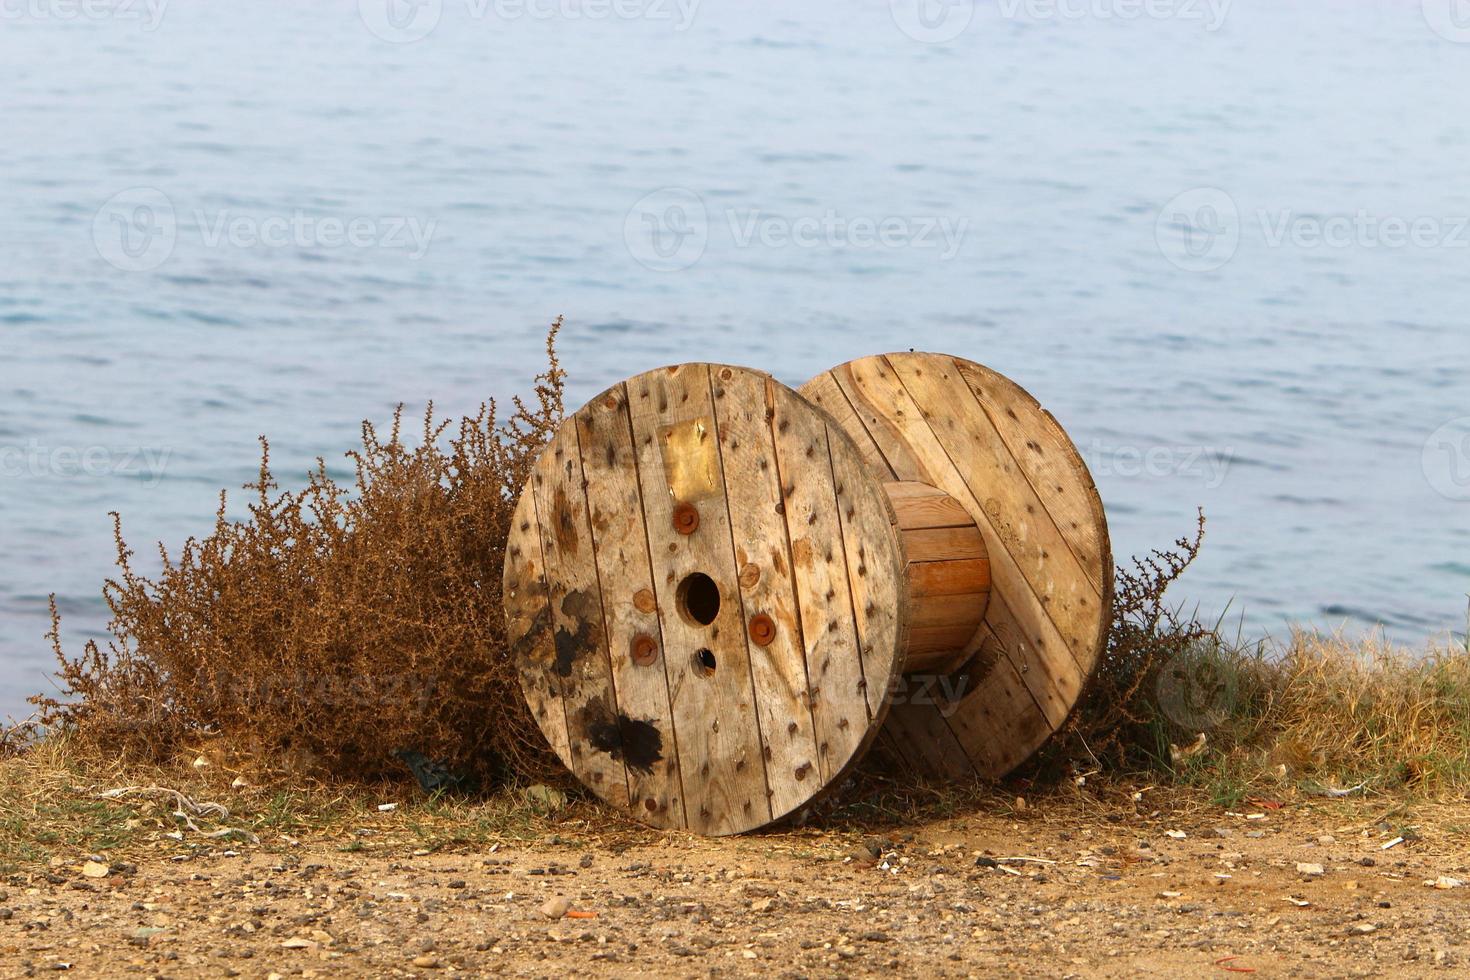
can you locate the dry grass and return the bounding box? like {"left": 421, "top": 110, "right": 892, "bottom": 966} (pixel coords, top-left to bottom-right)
{"left": 28, "top": 320, "right": 569, "bottom": 787}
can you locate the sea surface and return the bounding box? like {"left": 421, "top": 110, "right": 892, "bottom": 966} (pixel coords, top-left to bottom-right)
{"left": 2, "top": 0, "right": 1468, "bottom": 719}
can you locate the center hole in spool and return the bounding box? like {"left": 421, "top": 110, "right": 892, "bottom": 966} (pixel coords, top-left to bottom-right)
{"left": 676, "top": 572, "right": 721, "bottom": 626}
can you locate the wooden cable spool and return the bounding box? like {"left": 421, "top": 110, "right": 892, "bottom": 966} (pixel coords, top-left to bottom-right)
{"left": 503, "top": 354, "right": 1111, "bottom": 835}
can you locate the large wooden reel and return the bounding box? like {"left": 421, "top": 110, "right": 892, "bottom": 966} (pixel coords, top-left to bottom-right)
{"left": 503, "top": 364, "right": 909, "bottom": 836}
{"left": 800, "top": 353, "right": 1113, "bottom": 781}
{"left": 503, "top": 354, "right": 1112, "bottom": 835}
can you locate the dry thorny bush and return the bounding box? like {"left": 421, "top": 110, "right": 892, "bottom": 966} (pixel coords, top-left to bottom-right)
{"left": 32, "top": 320, "right": 568, "bottom": 786}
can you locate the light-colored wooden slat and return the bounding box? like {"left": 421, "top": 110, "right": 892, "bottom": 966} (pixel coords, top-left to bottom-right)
{"left": 880, "top": 480, "right": 946, "bottom": 501}
{"left": 907, "top": 623, "right": 985, "bottom": 654}
{"left": 823, "top": 421, "right": 909, "bottom": 721}
{"left": 982, "top": 590, "right": 1076, "bottom": 730}
{"left": 885, "top": 486, "right": 976, "bottom": 530}
{"left": 529, "top": 429, "right": 632, "bottom": 811}
{"left": 828, "top": 358, "right": 1088, "bottom": 691}
{"left": 944, "top": 625, "right": 1056, "bottom": 777}
{"left": 800, "top": 370, "right": 904, "bottom": 478}
{"left": 708, "top": 368, "right": 822, "bottom": 817}
{"left": 899, "top": 526, "right": 989, "bottom": 563}
{"left": 626, "top": 363, "right": 772, "bottom": 835}
{"left": 502, "top": 481, "right": 571, "bottom": 763}
{"left": 884, "top": 354, "right": 1104, "bottom": 665}
{"left": 954, "top": 359, "right": 1110, "bottom": 596}
{"left": 768, "top": 381, "right": 873, "bottom": 786}
{"left": 908, "top": 558, "right": 991, "bottom": 596}
{"left": 574, "top": 384, "right": 686, "bottom": 829}
{"left": 910, "top": 593, "right": 990, "bottom": 630}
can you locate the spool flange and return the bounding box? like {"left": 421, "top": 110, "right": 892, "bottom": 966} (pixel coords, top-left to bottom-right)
{"left": 503, "top": 363, "right": 909, "bottom": 835}
{"left": 800, "top": 352, "right": 1113, "bottom": 781}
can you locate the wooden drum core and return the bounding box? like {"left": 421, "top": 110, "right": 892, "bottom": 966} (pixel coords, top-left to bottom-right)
{"left": 503, "top": 364, "right": 909, "bottom": 836}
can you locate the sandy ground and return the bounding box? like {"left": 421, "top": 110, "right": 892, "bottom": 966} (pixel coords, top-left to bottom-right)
{"left": 5, "top": 797, "right": 1470, "bottom": 978}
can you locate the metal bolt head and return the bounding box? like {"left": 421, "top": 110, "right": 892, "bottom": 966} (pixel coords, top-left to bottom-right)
{"left": 748, "top": 613, "right": 777, "bottom": 647}
{"left": 672, "top": 502, "right": 700, "bottom": 535}
{"left": 631, "top": 634, "right": 659, "bottom": 666}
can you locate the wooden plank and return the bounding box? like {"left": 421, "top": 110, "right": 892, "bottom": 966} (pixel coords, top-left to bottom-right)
{"left": 944, "top": 625, "right": 1056, "bottom": 777}
{"left": 828, "top": 357, "right": 1089, "bottom": 696}
{"left": 908, "top": 558, "right": 991, "bottom": 596}
{"left": 768, "top": 381, "right": 873, "bottom": 785}
{"left": 626, "top": 363, "right": 772, "bottom": 835}
{"left": 502, "top": 481, "right": 571, "bottom": 764}
{"left": 885, "top": 485, "right": 975, "bottom": 530}
{"left": 899, "top": 526, "right": 988, "bottom": 563}
{"left": 574, "top": 385, "right": 686, "bottom": 829}
{"left": 824, "top": 420, "right": 909, "bottom": 721}
{"left": 884, "top": 353, "right": 1104, "bottom": 666}
{"left": 529, "top": 427, "right": 632, "bottom": 811}
{"left": 955, "top": 359, "right": 1110, "bottom": 596}
{"left": 907, "top": 623, "right": 985, "bottom": 654}
{"left": 799, "top": 370, "right": 904, "bottom": 477}
{"left": 708, "top": 368, "right": 822, "bottom": 817}
{"left": 881, "top": 700, "right": 975, "bottom": 781}
{"left": 910, "top": 594, "right": 989, "bottom": 630}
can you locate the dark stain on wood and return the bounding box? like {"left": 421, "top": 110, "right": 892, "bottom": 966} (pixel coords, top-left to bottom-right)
{"left": 579, "top": 698, "right": 664, "bottom": 775}
{"left": 551, "top": 588, "right": 600, "bottom": 677}
{"left": 551, "top": 484, "right": 579, "bottom": 556}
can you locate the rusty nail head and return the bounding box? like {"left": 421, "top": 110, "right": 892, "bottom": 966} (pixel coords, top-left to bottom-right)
{"left": 748, "top": 613, "right": 777, "bottom": 647}
{"left": 672, "top": 502, "right": 700, "bottom": 535}
{"left": 631, "top": 634, "right": 659, "bottom": 666}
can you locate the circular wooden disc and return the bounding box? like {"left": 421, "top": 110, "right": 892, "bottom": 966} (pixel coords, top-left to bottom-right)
{"left": 800, "top": 353, "right": 1113, "bottom": 781}
{"left": 503, "top": 363, "right": 909, "bottom": 835}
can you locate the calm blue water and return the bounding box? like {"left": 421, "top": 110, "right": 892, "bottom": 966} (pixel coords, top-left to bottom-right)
{"left": 2, "top": 0, "right": 1468, "bottom": 719}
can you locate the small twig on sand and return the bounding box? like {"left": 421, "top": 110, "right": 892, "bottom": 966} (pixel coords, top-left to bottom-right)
{"left": 96, "top": 785, "right": 230, "bottom": 818}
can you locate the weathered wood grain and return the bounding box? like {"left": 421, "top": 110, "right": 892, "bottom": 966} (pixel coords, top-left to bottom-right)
{"left": 624, "top": 364, "right": 772, "bottom": 835}
{"left": 574, "top": 384, "right": 686, "bottom": 829}
{"left": 708, "top": 368, "right": 822, "bottom": 818}
{"left": 528, "top": 426, "right": 632, "bottom": 811}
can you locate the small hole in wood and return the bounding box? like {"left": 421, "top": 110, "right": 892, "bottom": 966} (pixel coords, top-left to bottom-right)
{"left": 676, "top": 572, "right": 721, "bottom": 626}
{"left": 694, "top": 648, "right": 717, "bottom": 675}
